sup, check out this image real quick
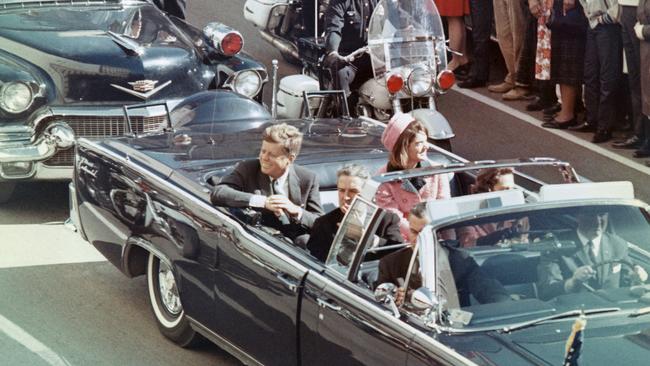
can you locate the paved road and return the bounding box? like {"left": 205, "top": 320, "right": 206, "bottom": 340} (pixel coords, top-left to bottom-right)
{"left": 1, "top": 1, "right": 649, "bottom": 365}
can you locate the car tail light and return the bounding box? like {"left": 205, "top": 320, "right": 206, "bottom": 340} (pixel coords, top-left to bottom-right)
{"left": 436, "top": 70, "right": 455, "bottom": 91}
{"left": 221, "top": 32, "right": 243, "bottom": 56}
{"left": 203, "top": 22, "right": 244, "bottom": 57}
{"left": 386, "top": 73, "right": 404, "bottom": 94}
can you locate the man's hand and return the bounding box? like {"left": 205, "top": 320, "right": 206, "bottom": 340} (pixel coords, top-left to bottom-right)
{"left": 565, "top": 265, "right": 595, "bottom": 291}
{"left": 635, "top": 22, "right": 645, "bottom": 41}
{"left": 395, "top": 287, "right": 406, "bottom": 306}
{"left": 529, "top": 1, "right": 541, "bottom": 18}
{"left": 265, "top": 195, "right": 302, "bottom": 217}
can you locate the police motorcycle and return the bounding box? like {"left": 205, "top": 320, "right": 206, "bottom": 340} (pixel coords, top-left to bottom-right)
{"left": 271, "top": 0, "right": 456, "bottom": 150}
{"left": 243, "top": 0, "right": 327, "bottom": 63}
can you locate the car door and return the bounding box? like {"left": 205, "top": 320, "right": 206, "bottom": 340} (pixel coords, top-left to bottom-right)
{"left": 211, "top": 215, "right": 308, "bottom": 366}
{"left": 300, "top": 198, "right": 413, "bottom": 365}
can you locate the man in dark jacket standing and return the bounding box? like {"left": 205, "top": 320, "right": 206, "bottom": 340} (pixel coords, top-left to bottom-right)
{"left": 307, "top": 164, "right": 403, "bottom": 262}
{"left": 323, "top": 0, "right": 377, "bottom": 109}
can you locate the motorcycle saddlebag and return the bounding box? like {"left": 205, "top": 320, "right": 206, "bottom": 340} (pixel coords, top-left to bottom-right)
{"left": 243, "top": 0, "right": 289, "bottom": 30}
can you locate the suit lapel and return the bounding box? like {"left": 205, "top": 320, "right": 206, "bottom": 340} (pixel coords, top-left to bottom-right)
{"left": 287, "top": 165, "right": 301, "bottom": 205}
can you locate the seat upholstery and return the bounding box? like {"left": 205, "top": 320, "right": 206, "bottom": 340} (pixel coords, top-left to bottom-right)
{"left": 480, "top": 253, "right": 539, "bottom": 299}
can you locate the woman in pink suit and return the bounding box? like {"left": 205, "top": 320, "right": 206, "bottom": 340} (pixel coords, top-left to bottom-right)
{"left": 375, "top": 113, "right": 451, "bottom": 239}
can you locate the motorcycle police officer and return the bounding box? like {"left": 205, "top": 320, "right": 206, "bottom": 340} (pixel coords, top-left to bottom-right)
{"left": 324, "top": 0, "right": 378, "bottom": 109}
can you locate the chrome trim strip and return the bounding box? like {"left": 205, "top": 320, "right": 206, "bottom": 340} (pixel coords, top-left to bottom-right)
{"left": 187, "top": 316, "right": 264, "bottom": 366}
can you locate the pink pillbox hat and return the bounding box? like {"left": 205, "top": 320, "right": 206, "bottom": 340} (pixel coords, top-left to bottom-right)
{"left": 381, "top": 112, "right": 415, "bottom": 151}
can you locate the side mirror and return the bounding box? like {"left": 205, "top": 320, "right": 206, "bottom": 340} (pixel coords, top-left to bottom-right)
{"left": 374, "top": 283, "right": 400, "bottom": 318}
{"left": 374, "top": 282, "right": 396, "bottom": 303}
{"left": 411, "top": 287, "right": 439, "bottom": 312}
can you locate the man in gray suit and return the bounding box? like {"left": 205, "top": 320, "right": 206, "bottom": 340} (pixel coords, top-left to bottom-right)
{"left": 211, "top": 123, "right": 324, "bottom": 238}
{"left": 537, "top": 210, "right": 647, "bottom": 300}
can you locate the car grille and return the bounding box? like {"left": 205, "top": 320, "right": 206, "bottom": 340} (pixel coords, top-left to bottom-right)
{"left": 43, "top": 115, "right": 168, "bottom": 166}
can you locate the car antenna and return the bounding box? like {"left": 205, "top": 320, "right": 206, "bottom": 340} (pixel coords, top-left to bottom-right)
{"left": 271, "top": 59, "right": 279, "bottom": 119}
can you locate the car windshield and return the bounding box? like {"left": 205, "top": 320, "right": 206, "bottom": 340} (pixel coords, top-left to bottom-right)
{"left": 421, "top": 203, "right": 650, "bottom": 330}
{"left": 367, "top": 0, "right": 447, "bottom": 78}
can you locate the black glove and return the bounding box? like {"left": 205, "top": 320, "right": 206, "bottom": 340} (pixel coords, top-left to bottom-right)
{"left": 324, "top": 51, "right": 345, "bottom": 70}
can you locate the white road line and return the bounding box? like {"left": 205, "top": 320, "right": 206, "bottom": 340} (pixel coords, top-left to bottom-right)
{"left": 453, "top": 86, "right": 650, "bottom": 176}
{"left": 0, "top": 314, "right": 71, "bottom": 366}
{"left": 0, "top": 224, "right": 106, "bottom": 269}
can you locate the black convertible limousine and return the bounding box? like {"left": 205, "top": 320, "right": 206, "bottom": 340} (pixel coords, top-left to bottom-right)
{"left": 70, "top": 91, "right": 650, "bottom": 365}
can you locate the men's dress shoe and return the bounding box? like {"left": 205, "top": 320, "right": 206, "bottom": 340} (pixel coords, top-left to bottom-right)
{"left": 487, "top": 82, "right": 514, "bottom": 93}
{"left": 592, "top": 130, "right": 612, "bottom": 143}
{"left": 502, "top": 87, "right": 530, "bottom": 101}
{"left": 633, "top": 150, "right": 650, "bottom": 158}
{"left": 569, "top": 122, "right": 596, "bottom": 132}
{"left": 457, "top": 78, "right": 487, "bottom": 89}
{"left": 612, "top": 136, "right": 641, "bottom": 149}
{"left": 542, "top": 103, "right": 561, "bottom": 116}
{"left": 541, "top": 118, "right": 577, "bottom": 129}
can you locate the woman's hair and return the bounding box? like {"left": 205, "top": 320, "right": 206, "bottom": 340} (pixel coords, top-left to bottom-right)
{"left": 387, "top": 120, "right": 428, "bottom": 172}
{"left": 263, "top": 123, "right": 303, "bottom": 157}
{"left": 471, "top": 167, "right": 514, "bottom": 193}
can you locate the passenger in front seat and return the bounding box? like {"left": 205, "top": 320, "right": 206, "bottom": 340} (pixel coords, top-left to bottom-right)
{"left": 376, "top": 202, "right": 510, "bottom": 307}
{"left": 307, "top": 164, "right": 403, "bottom": 262}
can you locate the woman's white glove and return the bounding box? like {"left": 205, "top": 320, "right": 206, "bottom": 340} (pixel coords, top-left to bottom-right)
{"left": 635, "top": 22, "right": 645, "bottom": 41}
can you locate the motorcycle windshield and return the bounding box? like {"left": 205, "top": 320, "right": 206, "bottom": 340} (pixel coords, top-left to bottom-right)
{"left": 367, "top": 0, "right": 447, "bottom": 78}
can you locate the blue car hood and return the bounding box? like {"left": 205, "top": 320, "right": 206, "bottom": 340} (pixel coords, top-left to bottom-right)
{"left": 0, "top": 2, "right": 205, "bottom": 103}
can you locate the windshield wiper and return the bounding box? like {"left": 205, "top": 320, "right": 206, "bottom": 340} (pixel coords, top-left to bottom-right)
{"left": 629, "top": 306, "right": 650, "bottom": 318}
{"left": 500, "top": 307, "right": 621, "bottom": 333}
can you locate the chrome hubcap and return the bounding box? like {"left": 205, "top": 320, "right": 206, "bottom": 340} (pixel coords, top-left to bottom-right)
{"left": 158, "top": 261, "right": 182, "bottom": 315}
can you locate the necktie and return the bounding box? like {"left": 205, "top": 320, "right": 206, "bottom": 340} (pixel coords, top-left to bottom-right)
{"left": 272, "top": 179, "right": 285, "bottom": 197}
{"left": 587, "top": 240, "right": 598, "bottom": 265}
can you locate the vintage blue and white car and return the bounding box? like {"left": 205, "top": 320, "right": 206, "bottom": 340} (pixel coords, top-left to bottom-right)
{"left": 69, "top": 90, "right": 650, "bottom": 365}
{"left": 0, "top": 0, "right": 267, "bottom": 202}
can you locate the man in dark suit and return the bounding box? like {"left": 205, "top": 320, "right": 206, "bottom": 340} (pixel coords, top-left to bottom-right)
{"left": 211, "top": 123, "right": 324, "bottom": 238}
{"left": 376, "top": 203, "right": 510, "bottom": 307}
{"left": 537, "top": 210, "right": 648, "bottom": 300}
{"left": 306, "top": 164, "right": 403, "bottom": 262}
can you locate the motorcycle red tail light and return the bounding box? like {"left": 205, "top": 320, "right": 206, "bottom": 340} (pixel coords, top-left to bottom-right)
{"left": 386, "top": 73, "right": 404, "bottom": 94}
{"left": 437, "top": 70, "right": 455, "bottom": 91}
{"left": 221, "top": 32, "right": 243, "bottom": 56}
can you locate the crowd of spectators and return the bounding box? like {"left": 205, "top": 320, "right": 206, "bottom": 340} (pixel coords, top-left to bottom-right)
{"left": 446, "top": 0, "right": 650, "bottom": 166}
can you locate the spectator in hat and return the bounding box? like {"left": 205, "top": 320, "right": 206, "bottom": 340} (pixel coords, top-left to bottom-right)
{"left": 375, "top": 113, "right": 451, "bottom": 239}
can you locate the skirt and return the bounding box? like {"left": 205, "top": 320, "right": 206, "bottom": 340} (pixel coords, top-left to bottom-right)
{"left": 550, "top": 29, "right": 587, "bottom": 86}
{"left": 434, "top": 0, "right": 470, "bottom": 17}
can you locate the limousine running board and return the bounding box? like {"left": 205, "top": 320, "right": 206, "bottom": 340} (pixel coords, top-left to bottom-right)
{"left": 187, "top": 316, "right": 264, "bottom": 366}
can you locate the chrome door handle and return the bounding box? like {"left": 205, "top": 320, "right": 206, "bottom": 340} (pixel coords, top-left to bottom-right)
{"left": 276, "top": 273, "right": 299, "bottom": 293}
{"left": 317, "top": 298, "right": 342, "bottom": 312}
